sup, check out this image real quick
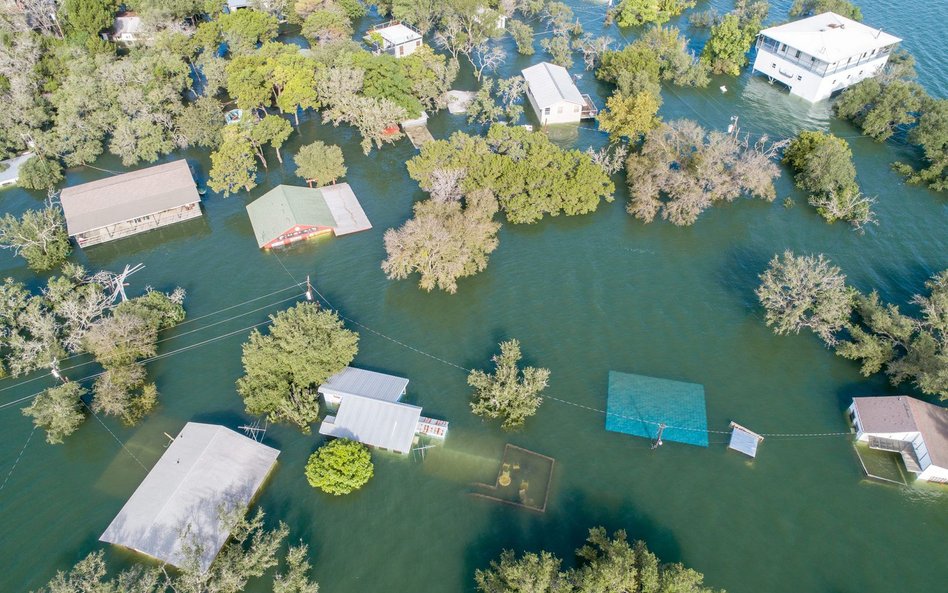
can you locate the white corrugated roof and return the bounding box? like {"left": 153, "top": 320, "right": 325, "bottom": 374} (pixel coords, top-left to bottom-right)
{"left": 319, "top": 366, "right": 408, "bottom": 403}
{"left": 759, "top": 12, "right": 901, "bottom": 63}
{"left": 320, "top": 183, "right": 373, "bottom": 236}
{"left": 521, "top": 62, "right": 584, "bottom": 109}
{"left": 100, "top": 423, "right": 280, "bottom": 571}
{"left": 319, "top": 394, "right": 421, "bottom": 454}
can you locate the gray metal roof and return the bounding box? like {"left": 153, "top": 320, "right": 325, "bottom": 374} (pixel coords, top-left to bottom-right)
{"left": 100, "top": 423, "right": 280, "bottom": 571}
{"left": 521, "top": 62, "right": 584, "bottom": 109}
{"left": 318, "top": 366, "right": 409, "bottom": 403}
{"left": 60, "top": 159, "right": 201, "bottom": 236}
{"left": 319, "top": 394, "right": 421, "bottom": 454}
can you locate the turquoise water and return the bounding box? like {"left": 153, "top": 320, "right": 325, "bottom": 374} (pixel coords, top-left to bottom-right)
{"left": 0, "top": 2, "right": 946, "bottom": 592}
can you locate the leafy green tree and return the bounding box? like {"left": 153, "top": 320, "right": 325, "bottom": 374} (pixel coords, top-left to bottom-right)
{"left": 701, "top": 13, "right": 756, "bottom": 76}
{"left": 834, "top": 79, "right": 925, "bottom": 142}
{"left": 236, "top": 303, "right": 358, "bottom": 432}
{"left": 508, "top": 19, "right": 535, "bottom": 55}
{"left": 407, "top": 127, "right": 615, "bottom": 224}
{"left": 756, "top": 250, "right": 852, "bottom": 346}
{"left": 209, "top": 126, "right": 259, "bottom": 196}
{"left": 476, "top": 527, "right": 721, "bottom": 593}
{"left": 17, "top": 156, "right": 64, "bottom": 191}
{"left": 59, "top": 0, "right": 117, "bottom": 38}
{"left": 789, "top": 0, "right": 862, "bottom": 21}
{"left": 305, "top": 438, "right": 374, "bottom": 495}
{"left": 837, "top": 272, "right": 948, "bottom": 400}
{"left": 893, "top": 97, "right": 947, "bottom": 191}
{"left": 302, "top": 8, "right": 353, "bottom": 45}
{"left": 475, "top": 550, "right": 567, "bottom": 593}
{"left": 468, "top": 339, "right": 549, "bottom": 429}
{"left": 598, "top": 26, "right": 709, "bottom": 88}
{"left": 610, "top": 0, "right": 696, "bottom": 27}
{"left": 219, "top": 9, "right": 280, "bottom": 54}
{"left": 783, "top": 131, "right": 874, "bottom": 228}
{"left": 382, "top": 189, "right": 501, "bottom": 293}
{"left": 597, "top": 90, "right": 661, "bottom": 143}
{"left": 22, "top": 382, "right": 87, "bottom": 445}
{"left": 273, "top": 544, "right": 320, "bottom": 593}
{"left": 0, "top": 204, "right": 71, "bottom": 271}
{"left": 294, "top": 141, "right": 347, "bottom": 187}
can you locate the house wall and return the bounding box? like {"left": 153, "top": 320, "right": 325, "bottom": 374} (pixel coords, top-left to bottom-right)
{"left": 752, "top": 46, "right": 891, "bottom": 102}
{"left": 526, "top": 90, "right": 582, "bottom": 126}
{"left": 75, "top": 202, "right": 202, "bottom": 247}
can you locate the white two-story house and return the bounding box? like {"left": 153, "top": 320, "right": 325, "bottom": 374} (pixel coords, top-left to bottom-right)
{"left": 849, "top": 396, "right": 948, "bottom": 484}
{"left": 751, "top": 12, "right": 901, "bottom": 103}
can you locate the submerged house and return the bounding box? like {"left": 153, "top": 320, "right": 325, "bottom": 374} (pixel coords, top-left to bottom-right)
{"left": 365, "top": 21, "right": 423, "bottom": 58}
{"left": 103, "top": 12, "right": 143, "bottom": 44}
{"left": 317, "top": 366, "right": 447, "bottom": 454}
{"left": 849, "top": 396, "right": 948, "bottom": 484}
{"left": 752, "top": 12, "right": 901, "bottom": 102}
{"left": 521, "top": 61, "right": 596, "bottom": 126}
{"left": 245, "top": 183, "right": 371, "bottom": 249}
{"left": 100, "top": 423, "right": 280, "bottom": 570}
{"left": 60, "top": 159, "right": 202, "bottom": 247}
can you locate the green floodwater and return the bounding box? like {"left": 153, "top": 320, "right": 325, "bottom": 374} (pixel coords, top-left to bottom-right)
{"left": 1, "top": 1, "right": 946, "bottom": 591}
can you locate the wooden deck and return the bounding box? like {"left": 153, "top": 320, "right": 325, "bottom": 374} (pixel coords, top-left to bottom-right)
{"left": 403, "top": 124, "right": 434, "bottom": 149}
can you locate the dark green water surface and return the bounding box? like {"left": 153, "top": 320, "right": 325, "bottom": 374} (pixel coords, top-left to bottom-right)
{"left": 0, "top": 2, "right": 945, "bottom": 591}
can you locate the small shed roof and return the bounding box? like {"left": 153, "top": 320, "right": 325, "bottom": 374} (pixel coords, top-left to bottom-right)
{"left": 522, "top": 62, "right": 584, "bottom": 109}
{"left": 371, "top": 23, "right": 422, "bottom": 46}
{"left": 318, "top": 366, "right": 409, "bottom": 403}
{"left": 319, "top": 394, "right": 421, "bottom": 454}
{"left": 60, "top": 159, "right": 200, "bottom": 236}
{"left": 245, "top": 184, "right": 371, "bottom": 248}
{"left": 759, "top": 12, "right": 901, "bottom": 63}
{"left": 100, "top": 423, "right": 280, "bottom": 571}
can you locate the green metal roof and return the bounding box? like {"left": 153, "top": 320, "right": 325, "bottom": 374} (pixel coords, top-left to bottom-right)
{"left": 245, "top": 185, "right": 337, "bottom": 248}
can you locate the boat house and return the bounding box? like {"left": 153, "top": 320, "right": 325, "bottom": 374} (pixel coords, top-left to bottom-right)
{"left": 100, "top": 423, "right": 280, "bottom": 570}
{"left": 365, "top": 21, "right": 423, "bottom": 58}
{"left": 60, "top": 159, "right": 202, "bottom": 247}
{"left": 245, "top": 183, "right": 371, "bottom": 249}
{"left": 751, "top": 12, "right": 901, "bottom": 103}
{"left": 317, "top": 366, "right": 447, "bottom": 454}
{"left": 521, "top": 62, "right": 596, "bottom": 126}
{"left": 849, "top": 396, "right": 948, "bottom": 484}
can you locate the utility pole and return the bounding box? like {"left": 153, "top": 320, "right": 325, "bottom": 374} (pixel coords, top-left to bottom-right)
{"left": 651, "top": 423, "right": 666, "bottom": 450}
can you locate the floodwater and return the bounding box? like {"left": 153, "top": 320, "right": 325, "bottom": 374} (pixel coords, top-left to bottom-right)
{"left": 0, "top": 2, "right": 945, "bottom": 592}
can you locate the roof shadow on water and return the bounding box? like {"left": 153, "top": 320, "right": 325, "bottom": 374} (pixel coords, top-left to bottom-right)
{"left": 463, "top": 488, "right": 679, "bottom": 587}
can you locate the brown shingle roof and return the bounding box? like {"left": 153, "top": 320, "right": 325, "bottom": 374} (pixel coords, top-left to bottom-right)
{"left": 60, "top": 160, "right": 201, "bottom": 236}
{"left": 853, "top": 396, "right": 948, "bottom": 467}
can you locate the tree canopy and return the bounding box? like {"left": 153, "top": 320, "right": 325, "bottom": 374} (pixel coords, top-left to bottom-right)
{"left": 236, "top": 303, "right": 359, "bottom": 432}
{"left": 468, "top": 339, "right": 549, "bottom": 429}
{"left": 475, "top": 527, "right": 721, "bottom": 593}
{"left": 783, "top": 131, "right": 875, "bottom": 229}
{"left": 305, "top": 438, "right": 374, "bottom": 495}
{"left": 407, "top": 126, "right": 614, "bottom": 225}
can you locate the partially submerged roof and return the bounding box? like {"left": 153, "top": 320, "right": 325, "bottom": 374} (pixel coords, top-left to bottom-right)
{"left": 319, "top": 394, "right": 421, "bottom": 454}
{"left": 605, "top": 371, "right": 709, "bottom": 447}
{"left": 245, "top": 184, "right": 371, "bottom": 248}
{"left": 853, "top": 396, "right": 948, "bottom": 468}
{"left": 319, "top": 366, "right": 409, "bottom": 403}
{"left": 60, "top": 159, "right": 200, "bottom": 236}
{"left": 728, "top": 422, "right": 764, "bottom": 458}
{"left": 759, "top": 12, "right": 901, "bottom": 63}
{"left": 522, "top": 62, "right": 584, "bottom": 108}
{"left": 100, "top": 423, "right": 279, "bottom": 571}
{"left": 370, "top": 23, "right": 421, "bottom": 45}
